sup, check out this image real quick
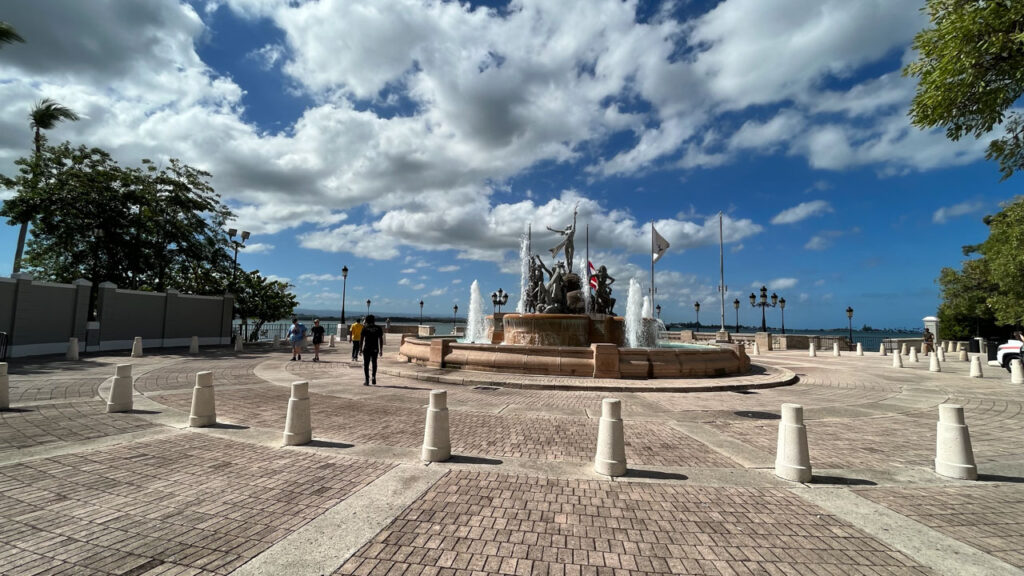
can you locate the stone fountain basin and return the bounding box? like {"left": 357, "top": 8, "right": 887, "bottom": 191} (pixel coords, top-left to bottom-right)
{"left": 397, "top": 338, "right": 750, "bottom": 379}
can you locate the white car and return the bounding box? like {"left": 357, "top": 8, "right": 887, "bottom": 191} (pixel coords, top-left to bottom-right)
{"left": 993, "top": 339, "right": 1022, "bottom": 371}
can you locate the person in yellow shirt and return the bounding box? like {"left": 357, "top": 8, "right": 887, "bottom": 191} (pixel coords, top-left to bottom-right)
{"left": 350, "top": 318, "right": 363, "bottom": 361}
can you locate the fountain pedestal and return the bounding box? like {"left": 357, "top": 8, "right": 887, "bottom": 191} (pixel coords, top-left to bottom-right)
{"left": 496, "top": 313, "right": 624, "bottom": 347}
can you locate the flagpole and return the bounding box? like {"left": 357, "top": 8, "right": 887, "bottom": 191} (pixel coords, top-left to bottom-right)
{"left": 719, "top": 211, "right": 726, "bottom": 332}
{"left": 650, "top": 220, "right": 656, "bottom": 313}
{"left": 585, "top": 223, "right": 590, "bottom": 312}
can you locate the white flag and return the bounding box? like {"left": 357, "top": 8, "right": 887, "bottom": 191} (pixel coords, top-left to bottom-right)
{"left": 652, "top": 226, "right": 670, "bottom": 263}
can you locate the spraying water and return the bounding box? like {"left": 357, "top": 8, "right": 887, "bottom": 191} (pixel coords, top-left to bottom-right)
{"left": 516, "top": 233, "right": 529, "bottom": 314}
{"left": 464, "top": 280, "right": 487, "bottom": 343}
{"left": 641, "top": 296, "right": 652, "bottom": 320}
{"left": 624, "top": 278, "right": 645, "bottom": 348}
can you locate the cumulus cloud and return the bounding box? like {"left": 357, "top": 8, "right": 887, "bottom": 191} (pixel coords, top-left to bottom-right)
{"left": 771, "top": 200, "right": 833, "bottom": 225}
{"left": 933, "top": 201, "right": 985, "bottom": 224}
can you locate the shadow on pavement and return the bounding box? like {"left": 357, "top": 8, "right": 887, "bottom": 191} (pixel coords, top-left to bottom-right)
{"left": 625, "top": 469, "right": 688, "bottom": 481}
{"left": 811, "top": 475, "right": 877, "bottom": 486}
{"left": 307, "top": 439, "right": 353, "bottom": 449}
{"left": 978, "top": 473, "right": 1024, "bottom": 484}
{"left": 448, "top": 455, "right": 503, "bottom": 465}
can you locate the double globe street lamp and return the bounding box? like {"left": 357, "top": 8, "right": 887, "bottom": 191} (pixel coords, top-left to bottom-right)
{"left": 732, "top": 298, "right": 740, "bottom": 333}
{"left": 749, "top": 286, "right": 778, "bottom": 333}
{"left": 490, "top": 288, "right": 509, "bottom": 314}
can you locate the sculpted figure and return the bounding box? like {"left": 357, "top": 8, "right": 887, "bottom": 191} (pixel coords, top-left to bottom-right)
{"left": 547, "top": 207, "right": 577, "bottom": 274}
{"left": 595, "top": 265, "right": 616, "bottom": 315}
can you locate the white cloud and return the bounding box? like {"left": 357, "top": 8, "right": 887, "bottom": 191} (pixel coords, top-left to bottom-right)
{"left": 398, "top": 278, "right": 410, "bottom": 285}
{"left": 933, "top": 201, "right": 985, "bottom": 224}
{"left": 400, "top": 268, "right": 416, "bottom": 274}
{"left": 298, "top": 273, "right": 343, "bottom": 283}
{"left": 805, "top": 235, "right": 830, "bottom": 251}
{"left": 242, "top": 242, "right": 274, "bottom": 254}
{"left": 438, "top": 265, "right": 460, "bottom": 272}
{"left": 771, "top": 200, "right": 833, "bottom": 225}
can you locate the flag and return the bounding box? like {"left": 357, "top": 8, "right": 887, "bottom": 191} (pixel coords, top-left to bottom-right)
{"left": 652, "top": 226, "right": 670, "bottom": 263}
{"left": 588, "top": 261, "right": 598, "bottom": 289}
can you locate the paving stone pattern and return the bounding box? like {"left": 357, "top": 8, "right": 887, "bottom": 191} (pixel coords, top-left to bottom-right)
{"left": 336, "top": 470, "right": 930, "bottom": 576}
{"left": 0, "top": 433, "right": 393, "bottom": 576}
{"left": 0, "top": 400, "right": 159, "bottom": 454}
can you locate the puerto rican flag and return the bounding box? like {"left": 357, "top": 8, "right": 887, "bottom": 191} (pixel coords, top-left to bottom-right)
{"left": 589, "top": 261, "right": 598, "bottom": 289}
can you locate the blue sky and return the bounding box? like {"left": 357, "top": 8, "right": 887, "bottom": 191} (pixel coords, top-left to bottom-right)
{"left": 0, "top": 0, "right": 1013, "bottom": 329}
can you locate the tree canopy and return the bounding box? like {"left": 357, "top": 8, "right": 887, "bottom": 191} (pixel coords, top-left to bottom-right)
{"left": 904, "top": 0, "right": 1024, "bottom": 180}
{"left": 234, "top": 270, "right": 299, "bottom": 341}
{"left": 937, "top": 196, "right": 1024, "bottom": 339}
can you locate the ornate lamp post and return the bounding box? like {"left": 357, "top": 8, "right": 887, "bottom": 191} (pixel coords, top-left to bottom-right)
{"left": 227, "top": 228, "right": 250, "bottom": 285}
{"left": 749, "top": 285, "right": 778, "bottom": 333}
{"left": 340, "top": 266, "right": 348, "bottom": 323}
{"left": 733, "top": 298, "right": 740, "bottom": 333}
{"left": 490, "top": 288, "right": 508, "bottom": 314}
{"left": 655, "top": 304, "right": 661, "bottom": 319}
{"left": 846, "top": 306, "right": 854, "bottom": 343}
{"left": 453, "top": 304, "right": 459, "bottom": 332}
{"left": 779, "top": 297, "right": 787, "bottom": 335}
{"left": 419, "top": 300, "right": 424, "bottom": 324}
{"left": 366, "top": 299, "right": 371, "bottom": 316}
{"left": 694, "top": 301, "right": 701, "bottom": 332}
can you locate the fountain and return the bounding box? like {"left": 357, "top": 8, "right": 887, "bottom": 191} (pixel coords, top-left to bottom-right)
{"left": 398, "top": 209, "right": 750, "bottom": 381}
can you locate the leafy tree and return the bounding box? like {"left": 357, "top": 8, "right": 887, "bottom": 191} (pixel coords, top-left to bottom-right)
{"left": 11, "top": 99, "right": 80, "bottom": 273}
{"left": 904, "top": 0, "right": 1024, "bottom": 180}
{"left": 0, "top": 20, "right": 25, "bottom": 46}
{"left": 234, "top": 270, "right": 298, "bottom": 341}
{"left": 936, "top": 258, "right": 1002, "bottom": 339}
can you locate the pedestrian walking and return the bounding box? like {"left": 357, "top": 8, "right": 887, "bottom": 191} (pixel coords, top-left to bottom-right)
{"left": 288, "top": 318, "right": 307, "bottom": 361}
{"left": 361, "top": 315, "right": 384, "bottom": 385}
{"left": 310, "top": 318, "right": 325, "bottom": 362}
{"left": 350, "top": 318, "right": 363, "bottom": 361}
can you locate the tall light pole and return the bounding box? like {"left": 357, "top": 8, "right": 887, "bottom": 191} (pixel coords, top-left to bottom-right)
{"left": 694, "top": 301, "right": 701, "bottom": 332}
{"left": 733, "top": 298, "right": 740, "bottom": 333}
{"left": 749, "top": 285, "right": 778, "bottom": 333}
{"left": 366, "top": 299, "right": 371, "bottom": 316}
{"left": 655, "top": 304, "right": 661, "bottom": 319}
{"left": 453, "top": 304, "right": 458, "bottom": 333}
{"left": 340, "top": 266, "right": 348, "bottom": 324}
{"left": 419, "top": 300, "right": 424, "bottom": 324}
{"left": 227, "top": 228, "right": 250, "bottom": 285}
{"left": 846, "top": 306, "right": 854, "bottom": 344}
{"left": 779, "top": 297, "right": 787, "bottom": 335}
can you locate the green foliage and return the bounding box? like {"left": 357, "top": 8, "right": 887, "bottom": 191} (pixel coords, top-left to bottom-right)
{"left": 0, "top": 20, "right": 25, "bottom": 46}
{"left": 233, "top": 270, "right": 298, "bottom": 341}
{"left": 904, "top": 0, "right": 1024, "bottom": 180}
{"left": 0, "top": 141, "right": 235, "bottom": 293}
{"left": 978, "top": 196, "right": 1024, "bottom": 325}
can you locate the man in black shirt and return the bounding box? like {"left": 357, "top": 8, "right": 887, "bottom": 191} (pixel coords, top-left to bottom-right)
{"left": 310, "top": 319, "right": 326, "bottom": 362}
{"left": 360, "top": 315, "right": 385, "bottom": 385}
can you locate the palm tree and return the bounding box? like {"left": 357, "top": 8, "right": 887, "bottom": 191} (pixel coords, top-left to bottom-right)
{"left": 0, "top": 21, "right": 25, "bottom": 47}
{"left": 11, "top": 99, "right": 80, "bottom": 273}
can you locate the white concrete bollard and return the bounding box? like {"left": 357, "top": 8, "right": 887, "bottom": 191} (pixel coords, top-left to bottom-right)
{"left": 909, "top": 348, "right": 919, "bottom": 363}
{"left": 775, "top": 403, "right": 812, "bottom": 483}
{"left": 901, "top": 343, "right": 909, "bottom": 356}
{"left": 947, "top": 341, "right": 955, "bottom": 353}
{"left": 0, "top": 363, "right": 8, "bottom": 409}
{"left": 937, "top": 347, "right": 946, "bottom": 362}
{"left": 130, "top": 337, "right": 143, "bottom": 358}
{"left": 106, "top": 364, "right": 134, "bottom": 413}
{"left": 892, "top": 352, "right": 903, "bottom": 368}
{"left": 929, "top": 352, "right": 941, "bottom": 373}
{"left": 879, "top": 343, "right": 887, "bottom": 356}
{"left": 958, "top": 349, "right": 968, "bottom": 362}
{"left": 421, "top": 390, "right": 451, "bottom": 462}
{"left": 956, "top": 342, "right": 964, "bottom": 352}
{"left": 833, "top": 342, "right": 840, "bottom": 357}
{"left": 856, "top": 342, "right": 863, "bottom": 356}
{"left": 1011, "top": 359, "right": 1024, "bottom": 385}
{"left": 808, "top": 343, "right": 816, "bottom": 357}
{"left": 188, "top": 371, "right": 217, "bottom": 427}
{"left": 969, "top": 356, "right": 983, "bottom": 378}
{"left": 66, "top": 337, "right": 79, "bottom": 361}
{"left": 935, "top": 404, "right": 977, "bottom": 480}
{"left": 189, "top": 336, "right": 199, "bottom": 354}
{"left": 283, "top": 381, "right": 312, "bottom": 446}
{"left": 752, "top": 342, "right": 760, "bottom": 356}
{"left": 594, "top": 398, "right": 627, "bottom": 477}
{"left": 234, "top": 335, "right": 243, "bottom": 352}
{"left": 329, "top": 334, "right": 335, "bottom": 348}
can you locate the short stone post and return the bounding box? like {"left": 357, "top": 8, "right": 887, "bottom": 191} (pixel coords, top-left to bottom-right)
{"left": 188, "top": 371, "right": 217, "bottom": 427}
{"left": 937, "top": 346, "right": 946, "bottom": 362}
{"left": 594, "top": 398, "right": 627, "bottom": 477}
{"left": 234, "top": 335, "right": 243, "bottom": 352}
{"left": 832, "top": 342, "right": 840, "bottom": 357}
{"left": 947, "top": 341, "right": 955, "bottom": 353}
{"left": 421, "top": 390, "right": 451, "bottom": 462}
{"left": 879, "top": 343, "right": 887, "bottom": 356}
{"left": 929, "top": 352, "right": 941, "bottom": 373}
{"left": 808, "top": 342, "right": 816, "bottom": 357}
{"left": 969, "top": 356, "right": 983, "bottom": 378}
{"left": 329, "top": 334, "right": 335, "bottom": 348}
{"left": 1011, "top": 359, "right": 1024, "bottom": 385}
{"left": 130, "top": 337, "right": 143, "bottom": 358}
{"left": 958, "top": 349, "right": 968, "bottom": 362}
{"left": 189, "top": 336, "right": 199, "bottom": 354}
{"left": 956, "top": 342, "right": 964, "bottom": 352}
{"left": 106, "top": 364, "right": 134, "bottom": 413}
{"left": 775, "top": 403, "right": 811, "bottom": 483}
{"left": 66, "top": 337, "right": 79, "bottom": 361}
{"left": 752, "top": 341, "right": 760, "bottom": 356}
{"left": 855, "top": 342, "right": 863, "bottom": 356}
{"left": 909, "top": 347, "right": 919, "bottom": 363}
{"left": 901, "top": 343, "right": 909, "bottom": 355}
{"left": 892, "top": 352, "right": 903, "bottom": 368}
{"left": 935, "top": 404, "right": 977, "bottom": 480}
{"left": 283, "top": 381, "right": 312, "bottom": 446}
{"left": 0, "top": 363, "right": 8, "bottom": 409}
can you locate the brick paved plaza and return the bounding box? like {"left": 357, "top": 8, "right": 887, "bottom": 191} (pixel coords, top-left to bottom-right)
{"left": 1, "top": 341, "right": 1023, "bottom": 575}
